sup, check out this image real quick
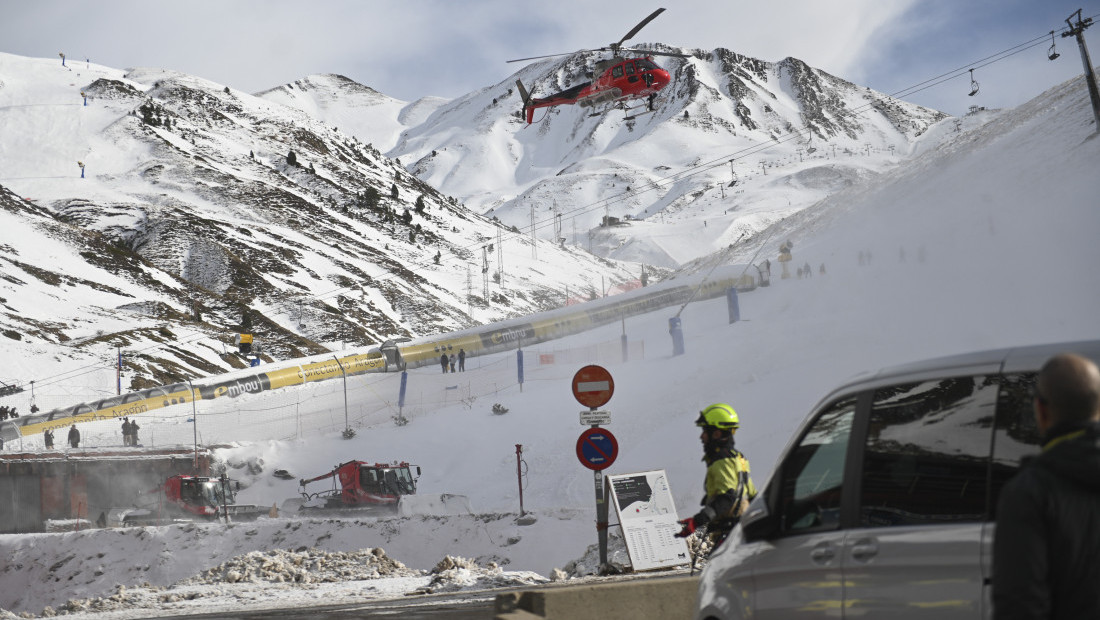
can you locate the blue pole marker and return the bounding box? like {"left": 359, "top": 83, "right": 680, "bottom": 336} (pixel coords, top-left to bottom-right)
{"left": 727, "top": 287, "right": 740, "bottom": 324}
{"left": 398, "top": 370, "right": 408, "bottom": 409}
{"left": 517, "top": 349, "right": 525, "bottom": 390}
{"left": 669, "top": 316, "right": 685, "bottom": 356}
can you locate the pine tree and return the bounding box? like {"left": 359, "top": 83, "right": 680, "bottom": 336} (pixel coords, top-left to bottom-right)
{"left": 415, "top": 194, "right": 426, "bottom": 213}
{"left": 390, "top": 183, "right": 399, "bottom": 200}
{"left": 401, "top": 209, "right": 413, "bottom": 225}
{"left": 363, "top": 186, "right": 381, "bottom": 210}
{"left": 287, "top": 150, "right": 298, "bottom": 166}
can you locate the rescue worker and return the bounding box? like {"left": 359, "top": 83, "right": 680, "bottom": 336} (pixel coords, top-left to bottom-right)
{"left": 675, "top": 403, "right": 756, "bottom": 546}
{"left": 67, "top": 424, "right": 80, "bottom": 448}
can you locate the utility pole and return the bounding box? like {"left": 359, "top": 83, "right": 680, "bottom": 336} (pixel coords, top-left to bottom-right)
{"left": 1062, "top": 9, "right": 1100, "bottom": 130}
{"left": 465, "top": 264, "right": 472, "bottom": 317}
{"left": 530, "top": 203, "right": 537, "bottom": 260}
{"left": 496, "top": 227, "right": 504, "bottom": 291}
{"left": 482, "top": 247, "right": 490, "bottom": 306}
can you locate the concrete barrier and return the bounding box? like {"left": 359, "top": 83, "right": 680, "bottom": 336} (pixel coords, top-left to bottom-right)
{"left": 494, "top": 575, "right": 699, "bottom": 620}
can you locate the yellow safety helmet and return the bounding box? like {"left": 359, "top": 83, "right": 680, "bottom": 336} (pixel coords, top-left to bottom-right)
{"left": 695, "top": 403, "right": 740, "bottom": 430}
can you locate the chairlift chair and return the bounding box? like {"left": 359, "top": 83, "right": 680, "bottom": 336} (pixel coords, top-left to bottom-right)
{"left": 1048, "top": 31, "right": 1061, "bottom": 61}
{"left": 968, "top": 69, "right": 980, "bottom": 97}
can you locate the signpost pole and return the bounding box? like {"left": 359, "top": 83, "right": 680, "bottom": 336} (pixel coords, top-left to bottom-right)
{"left": 572, "top": 365, "right": 618, "bottom": 573}
{"left": 596, "top": 466, "right": 608, "bottom": 567}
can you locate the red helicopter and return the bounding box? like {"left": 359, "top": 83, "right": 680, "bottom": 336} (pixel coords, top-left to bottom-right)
{"left": 509, "top": 8, "right": 688, "bottom": 124}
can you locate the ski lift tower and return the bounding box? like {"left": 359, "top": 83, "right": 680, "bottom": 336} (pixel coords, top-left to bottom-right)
{"left": 1062, "top": 10, "right": 1100, "bottom": 130}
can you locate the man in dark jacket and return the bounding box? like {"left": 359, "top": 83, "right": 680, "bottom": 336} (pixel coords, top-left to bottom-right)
{"left": 993, "top": 352, "right": 1100, "bottom": 619}
{"left": 67, "top": 424, "right": 80, "bottom": 448}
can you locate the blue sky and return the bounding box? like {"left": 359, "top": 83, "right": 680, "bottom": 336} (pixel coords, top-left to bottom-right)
{"left": 2, "top": 0, "right": 1096, "bottom": 116}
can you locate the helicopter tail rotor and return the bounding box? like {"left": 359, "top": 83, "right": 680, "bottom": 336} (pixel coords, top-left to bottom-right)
{"left": 515, "top": 79, "right": 537, "bottom": 124}
{"left": 515, "top": 80, "right": 532, "bottom": 107}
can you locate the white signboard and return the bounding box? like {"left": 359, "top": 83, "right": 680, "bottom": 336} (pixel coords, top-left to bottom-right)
{"left": 579, "top": 409, "right": 612, "bottom": 426}
{"left": 606, "top": 470, "right": 690, "bottom": 571}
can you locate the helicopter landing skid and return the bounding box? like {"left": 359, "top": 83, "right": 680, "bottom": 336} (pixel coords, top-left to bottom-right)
{"left": 623, "top": 109, "right": 654, "bottom": 121}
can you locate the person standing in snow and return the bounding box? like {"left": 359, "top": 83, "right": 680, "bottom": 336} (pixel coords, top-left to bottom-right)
{"left": 130, "top": 419, "right": 140, "bottom": 447}
{"left": 44, "top": 428, "right": 54, "bottom": 449}
{"left": 440, "top": 352, "right": 448, "bottom": 374}
{"left": 458, "top": 348, "right": 466, "bottom": 372}
{"left": 675, "top": 403, "right": 756, "bottom": 547}
{"left": 67, "top": 424, "right": 80, "bottom": 448}
{"left": 449, "top": 354, "right": 456, "bottom": 373}
{"left": 121, "top": 418, "right": 131, "bottom": 446}
{"left": 993, "top": 353, "right": 1100, "bottom": 619}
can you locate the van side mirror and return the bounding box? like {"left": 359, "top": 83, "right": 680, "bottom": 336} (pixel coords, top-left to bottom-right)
{"left": 740, "top": 496, "right": 777, "bottom": 542}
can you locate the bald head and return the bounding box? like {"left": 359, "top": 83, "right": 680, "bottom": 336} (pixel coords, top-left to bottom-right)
{"left": 1036, "top": 353, "right": 1100, "bottom": 427}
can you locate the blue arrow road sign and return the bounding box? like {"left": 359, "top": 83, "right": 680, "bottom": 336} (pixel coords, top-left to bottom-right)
{"left": 576, "top": 427, "right": 618, "bottom": 471}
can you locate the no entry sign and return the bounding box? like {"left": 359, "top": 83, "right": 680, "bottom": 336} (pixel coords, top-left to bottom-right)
{"left": 576, "top": 427, "right": 619, "bottom": 471}
{"left": 572, "top": 365, "right": 615, "bottom": 409}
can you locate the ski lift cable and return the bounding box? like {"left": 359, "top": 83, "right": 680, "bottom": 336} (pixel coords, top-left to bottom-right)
{"left": 18, "top": 14, "right": 1097, "bottom": 391}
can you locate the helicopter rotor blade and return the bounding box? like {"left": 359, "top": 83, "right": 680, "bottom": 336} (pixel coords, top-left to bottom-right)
{"left": 618, "top": 47, "right": 692, "bottom": 59}
{"left": 506, "top": 49, "right": 601, "bottom": 63}
{"left": 616, "top": 8, "right": 666, "bottom": 48}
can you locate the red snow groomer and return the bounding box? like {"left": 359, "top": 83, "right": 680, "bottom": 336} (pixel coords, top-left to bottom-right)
{"left": 110, "top": 474, "right": 265, "bottom": 526}
{"left": 287, "top": 460, "right": 471, "bottom": 517}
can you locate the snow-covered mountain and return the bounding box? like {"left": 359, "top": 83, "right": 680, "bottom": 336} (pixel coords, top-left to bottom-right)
{"left": 384, "top": 46, "right": 950, "bottom": 266}
{"left": 0, "top": 53, "right": 644, "bottom": 396}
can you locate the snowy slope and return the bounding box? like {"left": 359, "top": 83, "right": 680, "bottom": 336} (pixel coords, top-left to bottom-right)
{"left": 254, "top": 74, "right": 446, "bottom": 152}
{"left": 0, "top": 72, "right": 1096, "bottom": 618}
{"left": 0, "top": 52, "right": 644, "bottom": 402}
{"left": 387, "top": 47, "right": 950, "bottom": 267}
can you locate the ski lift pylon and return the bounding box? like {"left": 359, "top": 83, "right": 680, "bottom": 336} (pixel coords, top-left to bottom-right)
{"left": 1048, "top": 31, "right": 1061, "bottom": 61}
{"left": 967, "top": 68, "right": 980, "bottom": 97}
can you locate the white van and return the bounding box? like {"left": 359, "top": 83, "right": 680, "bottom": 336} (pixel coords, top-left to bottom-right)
{"left": 695, "top": 339, "right": 1100, "bottom": 620}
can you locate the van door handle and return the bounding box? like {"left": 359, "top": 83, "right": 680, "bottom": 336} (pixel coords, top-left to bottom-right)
{"left": 851, "top": 539, "right": 878, "bottom": 562}
{"left": 810, "top": 544, "right": 835, "bottom": 563}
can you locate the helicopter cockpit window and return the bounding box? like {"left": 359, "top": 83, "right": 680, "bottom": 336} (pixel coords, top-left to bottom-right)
{"left": 636, "top": 58, "right": 658, "bottom": 71}
{"left": 612, "top": 65, "right": 624, "bottom": 78}
{"left": 624, "top": 62, "right": 635, "bottom": 75}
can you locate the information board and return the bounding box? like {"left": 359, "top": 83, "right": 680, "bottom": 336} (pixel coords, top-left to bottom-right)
{"left": 606, "top": 470, "right": 690, "bottom": 571}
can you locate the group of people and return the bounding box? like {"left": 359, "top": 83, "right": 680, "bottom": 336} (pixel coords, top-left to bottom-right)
{"left": 675, "top": 351, "right": 1100, "bottom": 619}
{"left": 0, "top": 405, "right": 19, "bottom": 420}
{"left": 37, "top": 419, "right": 141, "bottom": 450}
{"left": 439, "top": 348, "right": 466, "bottom": 373}
{"left": 121, "top": 417, "right": 140, "bottom": 446}
{"left": 39, "top": 425, "right": 79, "bottom": 448}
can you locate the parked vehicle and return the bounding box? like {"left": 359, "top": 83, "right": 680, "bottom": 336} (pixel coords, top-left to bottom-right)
{"left": 695, "top": 339, "right": 1100, "bottom": 620}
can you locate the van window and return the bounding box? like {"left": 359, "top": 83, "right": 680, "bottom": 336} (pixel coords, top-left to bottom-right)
{"left": 989, "top": 372, "right": 1041, "bottom": 517}
{"left": 777, "top": 396, "right": 857, "bottom": 534}
{"left": 859, "top": 377, "right": 998, "bottom": 527}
